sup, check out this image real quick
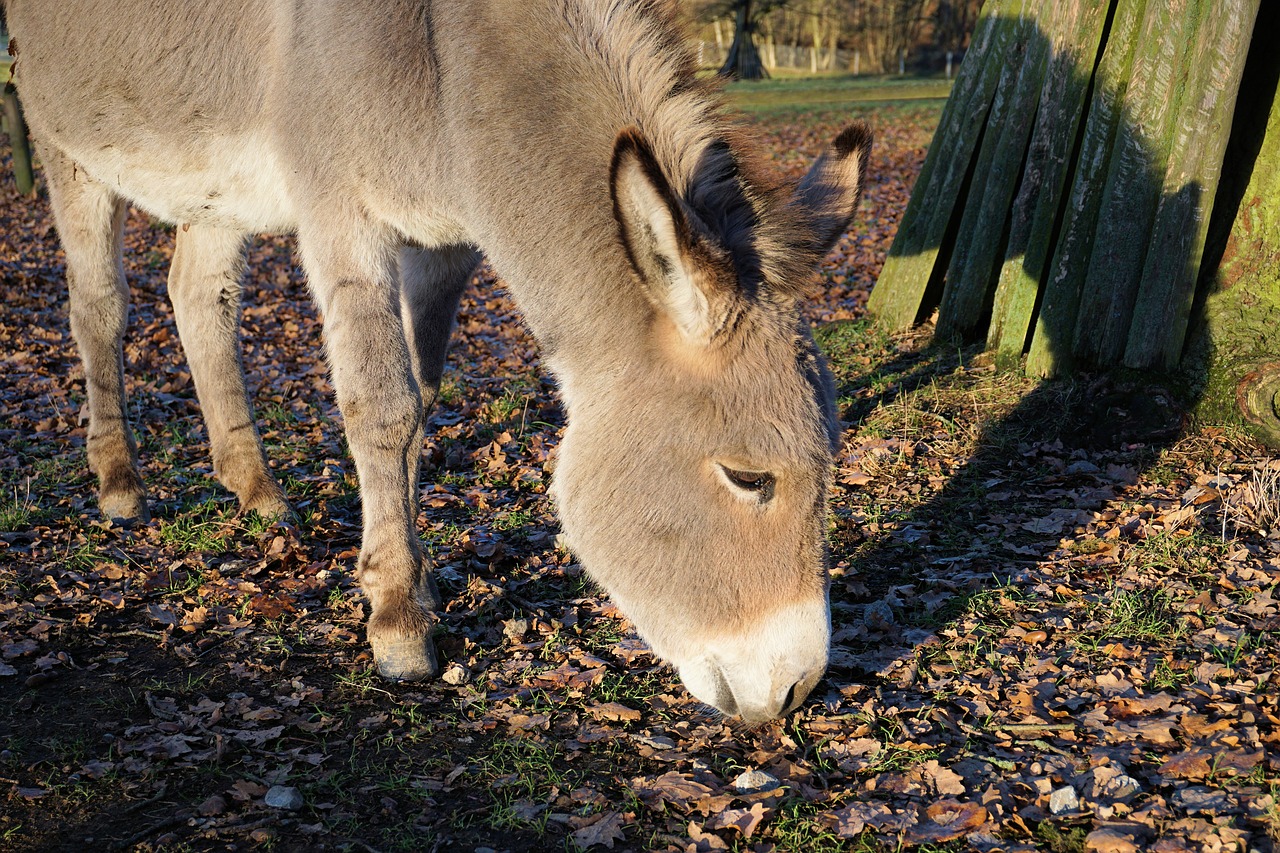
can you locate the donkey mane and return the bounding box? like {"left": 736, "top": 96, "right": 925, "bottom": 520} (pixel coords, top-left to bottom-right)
{"left": 559, "top": 0, "right": 839, "bottom": 300}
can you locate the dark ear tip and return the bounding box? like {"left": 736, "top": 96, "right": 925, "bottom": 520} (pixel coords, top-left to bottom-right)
{"left": 833, "top": 122, "right": 873, "bottom": 159}
{"left": 613, "top": 126, "right": 652, "bottom": 164}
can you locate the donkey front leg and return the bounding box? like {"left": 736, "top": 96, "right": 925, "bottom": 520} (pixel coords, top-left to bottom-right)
{"left": 43, "top": 149, "right": 147, "bottom": 523}
{"left": 301, "top": 227, "right": 440, "bottom": 681}
{"left": 168, "top": 225, "right": 290, "bottom": 518}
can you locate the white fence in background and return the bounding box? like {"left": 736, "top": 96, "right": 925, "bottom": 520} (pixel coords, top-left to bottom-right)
{"left": 696, "top": 41, "right": 959, "bottom": 77}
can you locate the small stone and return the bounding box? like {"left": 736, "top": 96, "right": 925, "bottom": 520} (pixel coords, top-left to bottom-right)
{"left": 263, "top": 785, "right": 304, "bottom": 810}
{"left": 1111, "top": 774, "right": 1142, "bottom": 799}
{"left": 1023, "top": 630, "right": 1049, "bottom": 644}
{"left": 732, "top": 769, "right": 780, "bottom": 794}
{"left": 1049, "top": 785, "right": 1079, "bottom": 814}
{"left": 441, "top": 663, "right": 470, "bottom": 685}
{"left": 503, "top": 618, "right": 530, "bottom": 642}
{"left": 864, "top": 600, "right": 895, "bottom": 630}
{"left": 197, "top": 794, "right": 227, "bottom": 816}
{"left": 1171, "top": 786, "right": 1229, "bottom": 814}
{"left": 249, "top": 829, "right": 276, "bottom": 844}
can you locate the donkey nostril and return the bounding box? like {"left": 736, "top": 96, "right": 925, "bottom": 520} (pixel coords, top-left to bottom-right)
{"left": 782, "top": 680, "right": 798, "bottom": 712}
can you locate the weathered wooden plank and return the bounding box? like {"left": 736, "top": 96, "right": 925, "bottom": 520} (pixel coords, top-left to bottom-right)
{"left": 1073, "top": 0, "right": 1193, "bottom": 365}
{"left": 986, "top": 0, "right": 1112, "bottom": 368}
{"left": 1122, "top": 0, "right": 1259, "bottom": 369}
{"left": 867, "top": 0, "right": 1023, "bottom": 329}
{"left": 934, "top": 2, "right": 1050, "bottom": 341}
{"left": 1026, "top": 0, "right": 1149, "bottom": 377}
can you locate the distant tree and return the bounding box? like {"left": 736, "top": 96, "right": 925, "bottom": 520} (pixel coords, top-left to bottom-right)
{"left": 695, "top": 0, "right": 790, "bottom": 79}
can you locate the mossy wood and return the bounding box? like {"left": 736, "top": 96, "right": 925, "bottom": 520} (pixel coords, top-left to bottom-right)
{"left": 1186, "top": 26, "right": 1280, "bottom": 447}
{"left": 868, "top": 0, "right": 1271, "bottom": 399}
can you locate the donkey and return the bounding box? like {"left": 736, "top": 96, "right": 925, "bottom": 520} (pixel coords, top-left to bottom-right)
{"left": 6, "top": 0, "right": 870, "bottom": 723}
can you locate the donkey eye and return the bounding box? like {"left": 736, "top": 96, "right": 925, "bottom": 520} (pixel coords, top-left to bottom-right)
{"left": 721, "top": 467, "right": 776, "bottom": 499}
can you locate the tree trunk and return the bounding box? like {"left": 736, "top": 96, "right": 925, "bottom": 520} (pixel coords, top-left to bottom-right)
{"left": 719, "top": 1, "right": 770, "bottom": 80}
{"left": 867, "top": 0, "right": 1275, "bottom": 447}
{"left": 2, "top": 83, "right": 33, "bottom": 197}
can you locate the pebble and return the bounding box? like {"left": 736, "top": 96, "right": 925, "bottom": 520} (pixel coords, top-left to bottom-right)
{"left": 1048, "top": 785, "right": 1079, "bottom": 814}
{"left": 264, "top": 785, "right": 304, "bottom": 810}
{"left": 863, "top": 600, "right": 896, "bottom": 630}
{"left": 442, "top": 663, "right": 470, "bottom": 685}
{"left": 1023, "top": 630, "right": 1049, "bottom": 644}
{"left": 732, "top": 769, "right": 781, "bottom": 793}
{"left": 197, "top": 795, "right": 226, "bottom": 817}
{"left": 503, "top": 618, "right": 530, "bottom": 641}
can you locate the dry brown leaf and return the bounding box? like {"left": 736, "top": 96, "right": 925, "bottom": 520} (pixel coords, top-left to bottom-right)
{"left": 585, "top": 702, "right": 641, "bottom": 722}
{"left": 704, "top": 802, "right": 767, "bottom": 838}
{"left": 570, "top": 811, "right": 626, "bottom": 850}
{"left": 905, "top": 800, "right": 987, "bottom": 844}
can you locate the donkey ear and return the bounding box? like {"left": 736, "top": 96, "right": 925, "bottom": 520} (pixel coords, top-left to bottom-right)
{"left": 794, "top": 122, "right": 873, "bottom": 257}
{"left": 611, "top": 127, "right": 733, "bottom": 347}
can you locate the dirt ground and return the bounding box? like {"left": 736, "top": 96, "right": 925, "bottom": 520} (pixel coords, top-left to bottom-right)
{"left": 1, "top": 95, "right": 1278, "bottom": 853}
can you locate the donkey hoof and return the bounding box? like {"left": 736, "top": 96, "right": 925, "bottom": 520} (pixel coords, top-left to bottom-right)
{"left": 100, "top": 491, "right": 150, "bottom": 526}
{"left": 371, "top": 635, "right": 441, "bottom": 682}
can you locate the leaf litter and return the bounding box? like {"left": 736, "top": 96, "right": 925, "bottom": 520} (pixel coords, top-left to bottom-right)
{"left": 1, "top": 100, "right": 1278, "bottom": 852}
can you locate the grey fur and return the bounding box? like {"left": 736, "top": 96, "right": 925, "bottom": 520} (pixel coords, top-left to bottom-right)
{"left": 7, "top": 0, "right": 870, "bottom": 720}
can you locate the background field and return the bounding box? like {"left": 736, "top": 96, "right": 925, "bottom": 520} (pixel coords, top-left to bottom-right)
{"left": 0, "top": 76, "right": 1277, "bottom": 853}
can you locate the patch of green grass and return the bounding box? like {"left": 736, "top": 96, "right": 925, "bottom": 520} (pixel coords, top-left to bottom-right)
{"left": 591, "top": 669, "right": 665, "bottom": 710}
{"left": 726, "top": 73, "right": 953, "bottom": 115}
{"left": 1113, "top": 588, "right": 1183, "bottom": 640}
{"left": 461, "top": 736, "right": 579, "bottom": 834}
{"left": 436, "top": 373, "right": 464, "bottom": 407}
{"left": 1037, "top": 820, "right": 1088, "bottom": 853}
{"left": 482, "top": 383, "right": 534, "bottom": 426}
{"left": 0, "top": 478, "right": 40, "bottom": 530}
{"left": 157, "top": 497, "right": 248, "bottom": 552}
{"left": 492, "top": 508, "right": 533, "bottom": 530}
{"left": 757, "top": 801, "right": 866, "bottom": 853}
{"left": 141, "top": 670, "right": 210, "bottom": 696}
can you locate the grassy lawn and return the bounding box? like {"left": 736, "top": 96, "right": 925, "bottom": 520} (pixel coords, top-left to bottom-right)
{"left": 726, "top": 73, "right": 954, "bottom": 115}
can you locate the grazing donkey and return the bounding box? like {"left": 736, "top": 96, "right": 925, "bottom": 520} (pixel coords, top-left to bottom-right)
{"left": 6, "top": 0, "right": 870, "bottom": 722}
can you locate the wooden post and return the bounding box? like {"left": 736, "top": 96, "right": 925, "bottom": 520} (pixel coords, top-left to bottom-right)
{"left": 867, "top": 0, "right": 1023, "bottom": 328}
{"left": 2, "top": 83, "right": 33, "bottom": 197}
{"left": 935, "top": 0, "right": 1050, "bottom": 341}
{"left": 1123, "top": 0, "right": 1260, "bottom": 370}
{"left": 1073, "top": 0, "right": 1202, "bottom": 366}
{"left": 1026, "top": 0, "right": 1150, "bottom": 377}
{"left": 986, "top": 0, "right": 1112, "bottom": 368}
{"left": 867, "top": 0, "right": 1271, "bottom": 415}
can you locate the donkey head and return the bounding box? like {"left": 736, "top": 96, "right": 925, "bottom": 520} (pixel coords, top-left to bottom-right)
{"left": 552, "top": 124, "right": 871, "bottom": 724}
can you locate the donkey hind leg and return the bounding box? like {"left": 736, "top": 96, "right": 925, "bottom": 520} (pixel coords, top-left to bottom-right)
{"left": 398, "top": 244, "right": 478, "bottom": 505}
{"left": 399, "top": 244, "right": 478, "bottom": 405}
{"left": 43, "top": 150, "right": 147, "bottom": 523}
{"left": 168, "top": 225, "right": 290, "bottom": 518}
{"left": 301, "top": 224, "right": 439, "bottom": 681}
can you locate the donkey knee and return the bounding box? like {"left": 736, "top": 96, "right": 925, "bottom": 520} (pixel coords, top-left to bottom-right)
{"left": 340, "top": 386, "right": 424, "bottom": 453}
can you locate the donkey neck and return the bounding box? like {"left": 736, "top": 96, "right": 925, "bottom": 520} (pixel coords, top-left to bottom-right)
{"left": 435, "top": 0, "right": 746, "bottom": 392}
